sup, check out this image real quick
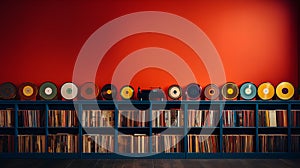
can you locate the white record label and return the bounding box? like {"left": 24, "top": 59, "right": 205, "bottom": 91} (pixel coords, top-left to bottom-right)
{"left": 44, "top": 87, "right": 53, "bottom": 95}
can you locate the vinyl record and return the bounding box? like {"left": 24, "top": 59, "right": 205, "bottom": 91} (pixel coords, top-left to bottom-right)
{"left": 120, "top": 85, "right": 134, "bottom": 100}
{"left": 0, "top": 82, "right": 17, "bottom": 99}
{"left": 257, "top": 82, "right": 275, "bottom": 100}
{"left": 204, "top": 84, "right": 220, "bottom": 100}
{"left": 18, "top": 82, "right": 38, "bottom": 100}
{"left": 60, "top": 82, "right": 78, "bottom": 100}
{"left": 221, "top": 82, "right": 239, "bottom": 100}
{"left": 39, "top": 82, "right": 57, "bottom": 100}
{"left": 240, "top": 82, "right": 257, "bottom": 100}
{"left": 276, "top": 82, "right": 294, "bottom": 100}
{"left": 168, "top": 85, "right": 182, "bottom": 100}
{"left": 80, "top": 82, "right": 99, "bottom": 100}
{"left": 101, "top": 84, "right": 117, "bottom": 100}
{"left": 185, "top": 83, "right": 201, "bottom": 100}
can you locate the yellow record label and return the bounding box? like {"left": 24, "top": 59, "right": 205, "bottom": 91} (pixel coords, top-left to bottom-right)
{"left": 276, "top": 82, "right": 294, "bottom": 100}
{"left": 258, "top": 82, "right": 275, "bottom": 100}
{"left": 106, "top": 89, "right": 112, "bottom": 95}
{"left": 23, "top": 86, "right": 34, "bottom": 97}
{"left": 227, "top": 88, "right": 233, "bottom": 95}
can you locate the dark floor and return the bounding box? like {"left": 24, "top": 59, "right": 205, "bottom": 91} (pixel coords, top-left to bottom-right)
{"left": 0, "top": 159, "right": 300, "bottom": 168}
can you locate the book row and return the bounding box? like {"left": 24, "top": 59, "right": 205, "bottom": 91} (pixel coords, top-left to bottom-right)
{"left": 188, "top": 110, "right": 220, "bottom": 127}
{"left": 118, "top": 110, "right": 149, "bottom": 127}
{"left": 222, "top": 110, "right": 255, "bottom": 127}
{"left": 18, "top": 110, "right": 45, "bottom": 127}
{"left": 152, "top": 109, "right": 184, "bottom": 127}
{"left": 1, "top": 134, "right": 300, "bottom": 153}
{"left": 1, "top": 109, "right": 300, "bottom": 128}
{"left": 48, "top": 110, "right": 78, "bottom": 127}
{"left": 82, "top": 110, "right": 114, "bottom": 127}
{"left": 0, "top": 109, "right": 13, "bottom": 127}
{"left": 258, "top": 110, "right": 288, "bottom": 127}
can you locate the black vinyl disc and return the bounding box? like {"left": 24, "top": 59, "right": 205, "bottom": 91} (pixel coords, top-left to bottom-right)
{"left": 204, "top": 84, "right": 220, "bottom": 100}
{"left": 185, "top": 83, "right": 201, "bottom": 100}
{"left": 221, "top": 82, "right": 239, "bottom": 100}
{"left": 101, "top": 84, "right": 117, "bottom": 100}
{"left": 168, "top": 85, "right": 182, "bottom": 100}
{"left": 0, "top": 82, "right": 17, "bottom": 99}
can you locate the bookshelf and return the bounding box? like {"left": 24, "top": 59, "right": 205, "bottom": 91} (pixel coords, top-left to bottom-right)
{"left": 0, "top": 100, "right": 299, "bottom": 159}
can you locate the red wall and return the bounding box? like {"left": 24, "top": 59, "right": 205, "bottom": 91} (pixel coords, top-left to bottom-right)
{"left": 0, "top": 0, "right": 298, "bottom": 91}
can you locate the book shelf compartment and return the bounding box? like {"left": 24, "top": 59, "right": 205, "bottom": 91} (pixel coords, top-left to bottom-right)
{"left": 0, "top": 100, "right": 299, "bottom": 158}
